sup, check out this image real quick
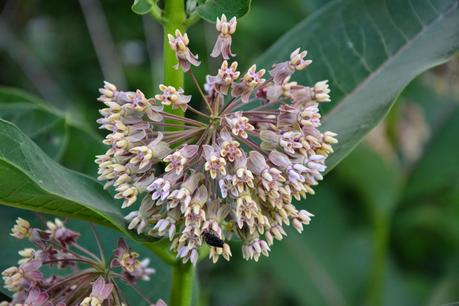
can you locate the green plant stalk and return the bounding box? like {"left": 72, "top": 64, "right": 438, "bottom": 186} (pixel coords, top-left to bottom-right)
{"left": 170, "top": 263, "right": 195, "bottom": 306}
{"left": 160, "top": 1, "right": 196, "bottom": 306}
{"left": 163, "top": 0, "right": 186, "bottom": 118}
{"left": 367, "top": 211, "right": 389, "bottom": 306}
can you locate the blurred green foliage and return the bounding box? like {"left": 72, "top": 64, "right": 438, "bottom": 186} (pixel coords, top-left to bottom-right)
{"left": 0, "top": 0, "right": 458, "bottom": 305}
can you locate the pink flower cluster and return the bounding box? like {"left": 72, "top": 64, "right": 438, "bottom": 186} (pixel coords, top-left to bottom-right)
{"left": 1, "top": 218, "right": 164, "bottom": 306}
{"left": 96, "top": 14, "right": 337, "bottom": 265}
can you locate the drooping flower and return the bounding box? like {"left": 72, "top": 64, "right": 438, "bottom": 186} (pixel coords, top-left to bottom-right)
{"left": 22, "top": 287, "right": 50, "bottom": 306}
{"left": 80, "top": 277, "right": 114, "bottom": 306}
{"left": 96, "top": 14, "right": 337, "bottom": 265}
{"left": 168, "top": 29, "right": 200, "bottom": 71}
{"left": 10, "top": 218, "right": 31, "bottom": 239}
{"left": 211, "top": 14, "right": 237, "bottom": 59}
{"left": 270, "top": 48, "right": 312, "bottom": 84}
{"left": 46, "top": 218, "right": 80, "bottom": 247}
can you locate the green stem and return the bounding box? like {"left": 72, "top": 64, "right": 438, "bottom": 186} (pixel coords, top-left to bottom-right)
{"left": 170, "top": 263, "right": 195, "bottom": 306}
{"left": 160, "top": 2, "right": 196, "bottom": 306}
{"left": 163, "top": 0, "right": 186, "bottom": 119}
{"left": 367, "top": 211, "right": 389, "bottom": 306}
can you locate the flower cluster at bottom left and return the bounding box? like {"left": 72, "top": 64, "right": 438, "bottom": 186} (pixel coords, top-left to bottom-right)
{"left": 1, "top": 217, "right": 166, "bottom": 306}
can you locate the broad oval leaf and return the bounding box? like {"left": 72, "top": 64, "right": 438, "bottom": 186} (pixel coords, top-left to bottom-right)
{"left": 257, "top": 0, "right": 459, "bottom": 173}
{"left": 197, "top": 0, "right": 251, "bottom": 22}
{"left": 0, "top": 119, "right": 126, "bottom": 229}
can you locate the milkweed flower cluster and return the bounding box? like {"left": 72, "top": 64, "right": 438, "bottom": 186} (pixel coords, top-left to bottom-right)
{"left": 96, "top": 14, "right": 337, "bottom": 265}
{"left": 1, "top": 218, "right": 165, "bottom": 306}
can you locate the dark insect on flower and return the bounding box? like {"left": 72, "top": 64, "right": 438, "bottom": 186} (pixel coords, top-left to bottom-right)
{"left": 203, "top": 230, "right": 224, "bottom": 248}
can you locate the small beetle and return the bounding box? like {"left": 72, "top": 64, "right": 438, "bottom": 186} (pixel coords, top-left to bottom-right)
{"left": 202, "top": 230, "right": 224, "bottom": 248}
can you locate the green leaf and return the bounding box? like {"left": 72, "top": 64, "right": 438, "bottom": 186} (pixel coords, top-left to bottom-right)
{"left": 336, "top": 144, "right": 401, "bottom": 215}
{"left": 132, "top": 0, "right": 155, "bottom": 15}
{"left": 265, "top": 184, "right": 373, "bottom": 306}
{"left": 0, "top": 87, "right": 105, "bottom": 175}
{"left": 403, "top": 106, "right": 459, "bottom": 201}
{"left": 197, "top": 0, "right": 251, "bottom": 22}
{"left": 0, "top": 119, "right": 126, "bottom": 229}
{"left": 257, "top": 0, "right": 459, "bottom": 173}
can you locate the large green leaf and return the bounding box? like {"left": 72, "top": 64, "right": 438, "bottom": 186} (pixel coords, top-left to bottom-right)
{"left": 197, "top": 0, "right": 251, "bottom": 22}
{"left": 0, "top": 87, "right": 105, "bottom": 175}
{"left": 257, "top": 0, "right": 459, "bottom": 172}
{"left": 0, "top": 119, "right": 126, "bottom": 229}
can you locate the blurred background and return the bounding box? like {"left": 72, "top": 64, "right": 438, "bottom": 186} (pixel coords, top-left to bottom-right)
{"left": 0, "top": 0, "right": 458, "bottom": 305}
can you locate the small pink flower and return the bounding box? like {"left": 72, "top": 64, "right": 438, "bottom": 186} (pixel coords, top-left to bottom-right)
{"left": 155, "top": 84, "right": 192, "bottom": 112}
{"left": 80, "top": 276, "right": 114, "bottom": 306}
{"left": 46, "top": 219, "right": 79, "bottom": 247}
{"left": 22, "top": 287, "right": 50, "bottom": 306}
{"left": 225, "top": 112, "right": 255, "bottom": 139}
{"left": 211, "top": 14, "right": 237, "bottom": 59}
{"left": 168, "top": 30, "right": 200, "bottom": 71}
{"left": 231, "top": 65, "right": 266, "bottom": 103}
{"left": 270, "top": 48, "right": 311, "bottom": 84}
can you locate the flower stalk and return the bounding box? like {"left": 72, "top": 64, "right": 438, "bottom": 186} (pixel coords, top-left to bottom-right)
{"left": 163, "top": 0, "right": 187, "bottom": 119}
{"left": 170, "top": 263, "right": 195, "bottom": 306}
{"left": 161, "top": 1, "right": 197, "bottom": 306}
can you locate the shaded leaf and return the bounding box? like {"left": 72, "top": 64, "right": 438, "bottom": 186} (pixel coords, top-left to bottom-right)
{"left": 197, "top": 0, "right": 251, "bottom": 22}
{"left": 256, "top": 0, "right": 459, "bottom": 173}
{"left": 336, "top": 143, "right": 400, "bottom": 215}
{"left": 265, "top": 184, "right": 372, "bottom": 306}
{"left": 403, "top": 106, "right": 459, "bottom": 200}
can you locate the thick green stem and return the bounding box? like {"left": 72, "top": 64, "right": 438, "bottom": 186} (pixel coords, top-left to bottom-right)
{"left": 163, "top": 0, "right": 186, "bottom": 118}
{"left": 161, "top": 2, "right": 196, "bottom": 306}
{"left": 170, "top": 263, "right": 195, "bottom": 306}
{"left": 367, "top": 211, "right": 389, "bottom": 306}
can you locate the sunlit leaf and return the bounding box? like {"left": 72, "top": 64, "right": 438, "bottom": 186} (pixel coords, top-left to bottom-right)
{"left": 257, "top": 0, "right": 459, "bottom": 173}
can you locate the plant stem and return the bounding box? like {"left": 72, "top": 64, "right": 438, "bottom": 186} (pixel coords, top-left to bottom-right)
{"left": 160, "top": 2, "right": 197, "bottom": 306}
{"left": 170, "top": 263, "right": 195, "bottom": 306}
{"left": 367, "top": 211, "right": 389, "bottom": 306}
{"left": 163, "top": 0, "right": 186, "bottom": 119}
